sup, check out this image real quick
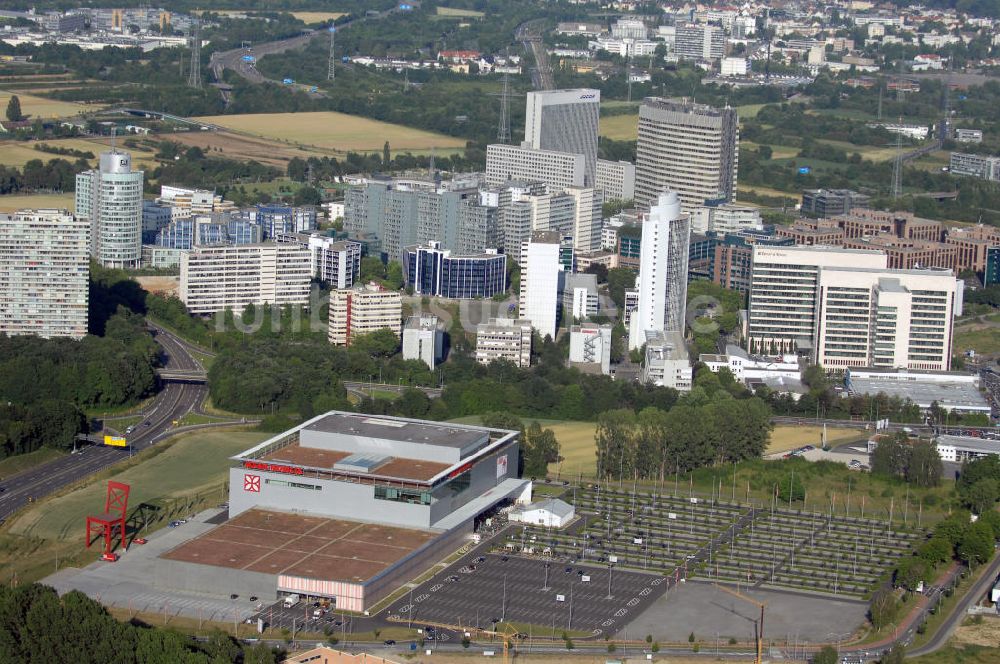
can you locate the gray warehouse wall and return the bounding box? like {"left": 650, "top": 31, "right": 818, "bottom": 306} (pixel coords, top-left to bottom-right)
{"left": 155, "top": 559, "right": 278, "bottom": 601}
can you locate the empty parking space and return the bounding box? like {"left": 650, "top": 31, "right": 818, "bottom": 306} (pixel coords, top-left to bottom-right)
{"left": 385, "top": 553, "right": 667, "bottom": 637}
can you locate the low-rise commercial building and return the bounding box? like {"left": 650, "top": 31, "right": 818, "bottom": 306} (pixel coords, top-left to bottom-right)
{"left": 475, "top": 318, "right": 532, "bottom": 367}
{"left": 328, "top": 283, "right": 402, "bottom": 346}
{"left": 935, "top": 435, "right": 1000, "bottom": 463}
{"left": 179, "top": 243, "right": 312, "bottom": 316}
{"left": 845, "top": 368, "right": 989, "bottom": 415}
{"left": 950, "top": 152, "right": 1000, "bottom": 181}
{"left": 642, "top": 330, "right": 692, "bottom": 391}
{"left": 569, "top": 323, "right": 612, "bottom": 375}
{"left": 801, "top": 189, "right": 870, "bottom": 217}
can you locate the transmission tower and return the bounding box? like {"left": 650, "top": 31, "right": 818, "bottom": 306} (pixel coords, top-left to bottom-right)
{"left": 188, "top": 19, "right": 202, "bottom": 89}
{"left": 891, "top": 120, "right": 903, "bottom": 200}
{"left": 327, "top": 26, "right": 336, "bottom": 81}
{"left": 496, "top": 67, "right": 511, "bottom": 144}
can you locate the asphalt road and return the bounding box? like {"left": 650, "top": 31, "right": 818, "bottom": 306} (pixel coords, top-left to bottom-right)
{"left": 0, "top": 325, "right": 209, "bottom": 522}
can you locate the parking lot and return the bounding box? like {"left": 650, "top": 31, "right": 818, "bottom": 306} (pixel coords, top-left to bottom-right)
{"left": 384, "top": 552, "right": 667, "bottom": 638}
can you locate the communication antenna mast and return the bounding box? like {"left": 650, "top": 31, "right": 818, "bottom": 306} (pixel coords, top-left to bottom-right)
{"left": 188, "top": 18, "right": 202, "bottom": 89}
{"left": 327, "top": 26, "right": 336, "bottom": 81}
{"left": 497, "top": 63, "right": 511, "bottom": 144}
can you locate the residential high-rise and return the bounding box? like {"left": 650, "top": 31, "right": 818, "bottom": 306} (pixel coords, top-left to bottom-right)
{"left": 635, "top": 98, "right": 739, "bottom": 212}
{"left": 524, "top": 89, "right": 600, "bottom": 187}
{"left": 179, "top": 243, "right": 312, "bottom": 315}
{"left": 485, "top": 143, "right": 585, "bottom": 190}
{"left": 519, "top": 231, "right": 562, "bottom": 339}
{"left": 328, "top": 282, "right": 402, "bottom": 346}
{"left": 629, "top": 192, "right": 691, "bottom": 350}
{"left": 275, "top": 232, "right": 361, "bottom": 290}
{"left": 75, "top": 149, "right": 144, "bottom": 268}
{"left": 674, "top": 25, "right": 726, "bottom": 61}
{"left": 0, "top": 209, "right": 89, "bottom": 339}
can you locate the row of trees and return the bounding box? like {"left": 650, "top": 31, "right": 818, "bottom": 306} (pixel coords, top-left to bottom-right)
{"left": 595, "top": 395, "right": 773, "bottom": 480}
{"left": 0, "top": 158, "right": 85, "bottom": 195}
{"left": 482, "top": 413, "right": 559, "bottom": 478}
{"left": 0, "top": 584, "right": 282, "bottom": 663}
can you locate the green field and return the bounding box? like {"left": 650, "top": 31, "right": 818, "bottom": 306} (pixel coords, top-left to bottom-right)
{"left": 194, "top": 111, "right": 467, "bottom": 154}
{"left": 954, "top": 325, "right": 1000, "bottom": 356}
{"left": 11, "top": 429, "right": 267, "bottom": 541}
{"left": 599, "top": 113, "right": 638, "bottom": 141}
{"left": 435, "top": 6, "right": 485, "bottom": 17}
{"left": 0, "top": 447, "right": 65, "bottom": 480}
{"left": 545, "top": 421, "right": 598, "bottom": 478}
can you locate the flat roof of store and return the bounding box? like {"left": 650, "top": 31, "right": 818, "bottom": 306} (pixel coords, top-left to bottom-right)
{"left": 849, "top": 377, "right": 990, "bottom": 411}
{"left": 936, "top": 435, "right": 1000, "bottom": 454}
{"left": 161, "top": 509, "right": 436, "bottom": 585}
{"left": 260, "top": 443, "right": 450, "bottom": 482}
{"left": 304, "top": 413, "right": 487, "bottom": 450}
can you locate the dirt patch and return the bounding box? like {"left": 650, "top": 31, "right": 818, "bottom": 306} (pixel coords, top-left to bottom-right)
{"left": 954, "top": 616, "right": 1000, "bottom": 646}
{"left": 169, "top": 131, "right": 317, "bottom": 167}
{"left": 136, "top": 276, "right": 179, "bottom": 296}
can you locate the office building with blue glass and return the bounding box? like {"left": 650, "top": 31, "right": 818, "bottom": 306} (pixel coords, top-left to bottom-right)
{"left": 403, "top": 242, "right": 506, "bottom": 298}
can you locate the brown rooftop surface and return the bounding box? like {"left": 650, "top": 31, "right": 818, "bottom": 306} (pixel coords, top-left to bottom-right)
{"left": 161, "top": 509, "right": 436, "bottom": 584}
{"left": 258, "top": 442, "right": 450, "bottom": 482}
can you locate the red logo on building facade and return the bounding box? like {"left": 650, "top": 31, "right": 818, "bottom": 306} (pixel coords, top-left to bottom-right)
{"left": 244, "top": 474, "right": 261, "bottom": 492}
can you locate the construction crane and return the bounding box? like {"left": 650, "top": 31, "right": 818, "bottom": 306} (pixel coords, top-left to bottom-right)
{"left": 715, "top": 583, "right": 766, "bottom": 664}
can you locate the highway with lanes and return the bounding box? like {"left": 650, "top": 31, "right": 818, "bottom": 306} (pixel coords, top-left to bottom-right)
{"left": 0, "top": 325, "right": 211, "bottom": 522}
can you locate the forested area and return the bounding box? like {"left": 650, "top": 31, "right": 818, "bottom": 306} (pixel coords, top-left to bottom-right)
{"left": 595, "top": 373, "right": 772, "bottom": 480}
{"left": 151, "top": 143, "right": 282, "bottom": 192}
{"left": 870, "top": 433, "right": 943, "bottom": 488}
{"left": 0, "top": 584, "right": 283, "bottom": 664}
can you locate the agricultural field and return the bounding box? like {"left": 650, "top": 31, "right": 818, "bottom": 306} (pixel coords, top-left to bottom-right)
{"left": 285, "top": 11, "right": 346, "bottom": 22}
{"left": 0, "top": 137, "right": 158, "bottom": 169}
{"left": 767, "top": 425, "right": 868, "bottom": 454}
{"left": 0, "top": 191, "right": 75, "bottom": 211}
{"left": 435, "top": 6, "right": 486, "bottom": 17}
{"left": 599, "top": 113, "right": 638, "bottom": 141}
{"left": 0, "top": 89, "right": 90, "bottom": 119}
{"left": 168, "top": 130, "right": 319, "bottom": 167}
{"left": 193, "top": 111, "right": 467, "bottom": 154}
{"left": 10, "top": 429, "right": 267, "bottom": 541}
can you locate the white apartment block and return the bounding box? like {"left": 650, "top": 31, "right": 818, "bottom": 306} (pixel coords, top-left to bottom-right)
{"left": 721, "top": 57, "right": 749, "bottom": 77}
{"left": 275, "top": 231, "right": 361, "bottom": 290}
{"left": 328, "top": 283, "right": 402, "bottom": 346}
{"left": 596, "top": 159, "right": 636, "bottom": 201}
{"left": 519, "top": 231, "right": 562, "bottom": 339}
{"left": 950, "top": 152, "right": 1000, "bottom": 181}
{"left": 75, "top": 149, "right": 143, "bottom": 269}
{"left": 635, "top": 98, "right": 739, "bottom": 212}
{"left": 816, "top": 267, "right": 962, "bottom": 371}
{"left": 748, "top": 245, "right": 887, "bottom": 355}
{"left": 485, "top": 143, "right": 585, "bottom": 190}
{"left": 475, "top": 318, "right": 533, "bottom": 367}
{"left": 674, "top": 25, "right": 726, "bottom": 61}
{"left": 402, "top": 315, "right": 443, "bottom": 369}
{"left": 179, "top": 243, "right": 312, "bottom": 316}
{"left": 569, "top": 323, "right": 612, "bottom": 375}
{"left": 0, "top": 209, "right": 89, "bottom": 339}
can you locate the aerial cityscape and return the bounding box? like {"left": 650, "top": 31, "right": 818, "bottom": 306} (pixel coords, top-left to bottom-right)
{"left": 2, "top": 0, "right": 1000, "bottom": 662}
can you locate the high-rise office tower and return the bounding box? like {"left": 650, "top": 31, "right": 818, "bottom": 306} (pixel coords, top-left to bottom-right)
{"left": 635, "top": 97, "right": 739, "bottom": 212}
{"left": 519, "top": 230, "right": 562, "bottom": 340}
{"left": 75, "top": 149, "right": 144, "bottom": 269}
{"left": 0, "top": 209, "right": 89, "bottom": 339}
{"left": 525, "top": 89, "right": 600, "bottom": 187}
{"left": 629, "top": 192, "right": 691, "bottom": 350}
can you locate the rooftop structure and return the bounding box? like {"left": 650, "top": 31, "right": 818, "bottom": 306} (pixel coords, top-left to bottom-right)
{"left": 846, "top": 369, "right": 989, "bottom": 414}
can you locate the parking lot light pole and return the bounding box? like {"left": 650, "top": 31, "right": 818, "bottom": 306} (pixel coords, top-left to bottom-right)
{"left": 606, "top": 563, "right": 613, "bottom": 599}
{"left": 502, "top": 574, "right": 507, "bottom": 622}
{"left": 542, "top": 562, "right": 550, "bottom": 591}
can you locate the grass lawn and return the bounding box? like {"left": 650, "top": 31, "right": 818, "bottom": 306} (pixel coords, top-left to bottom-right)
{"left": 545, "top": 421, "right": 598, "bottom": 478}
{"left": 767, "top": 424, "right": 868, "bottom": 454}
{"left": 741, "top": 140, "right": 799, "bottom": 159}
{"left": 737, "top": 103, "right": 766, "bottom": 119}
{"left": 910, "top": 645, "right": 1000, "bottom": 664}
{"left": 815, "top": 138, "right": 900, "bottom": 162}
{"left": 954, "top": 325, "right": 1000, "bottom": 355}
{"left": 435, "top": 6, "right": 485, "bottom": 17}
{"left": 736, "top": 183, "right": 797, "bottom": 199}
{"left": 0, "top": 447, "right": 65, "bottom": 480}
{"left": 10, "top": 429, "right": 267, "bottom": 541}
{"left": 0, "top": 191, "right": 75, "bottom": 212}
{"left": 0, "top": 89, "right": 90, "bottom": 119}
{"left": 599, "top": 113, "right": 638, "bottom": 141}
{"left": 194, "top": 111, "right": 467, "bottom": 154}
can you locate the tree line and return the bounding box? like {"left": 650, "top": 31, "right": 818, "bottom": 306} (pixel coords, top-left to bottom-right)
{"left": 0, "top": 584, "right": 283, "bottom": 664}
{"left": 870, "top": 432, "right": 943, "bottom": 488}
{"left": 0, "top": 158, "right": 85, "bottom": 195}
